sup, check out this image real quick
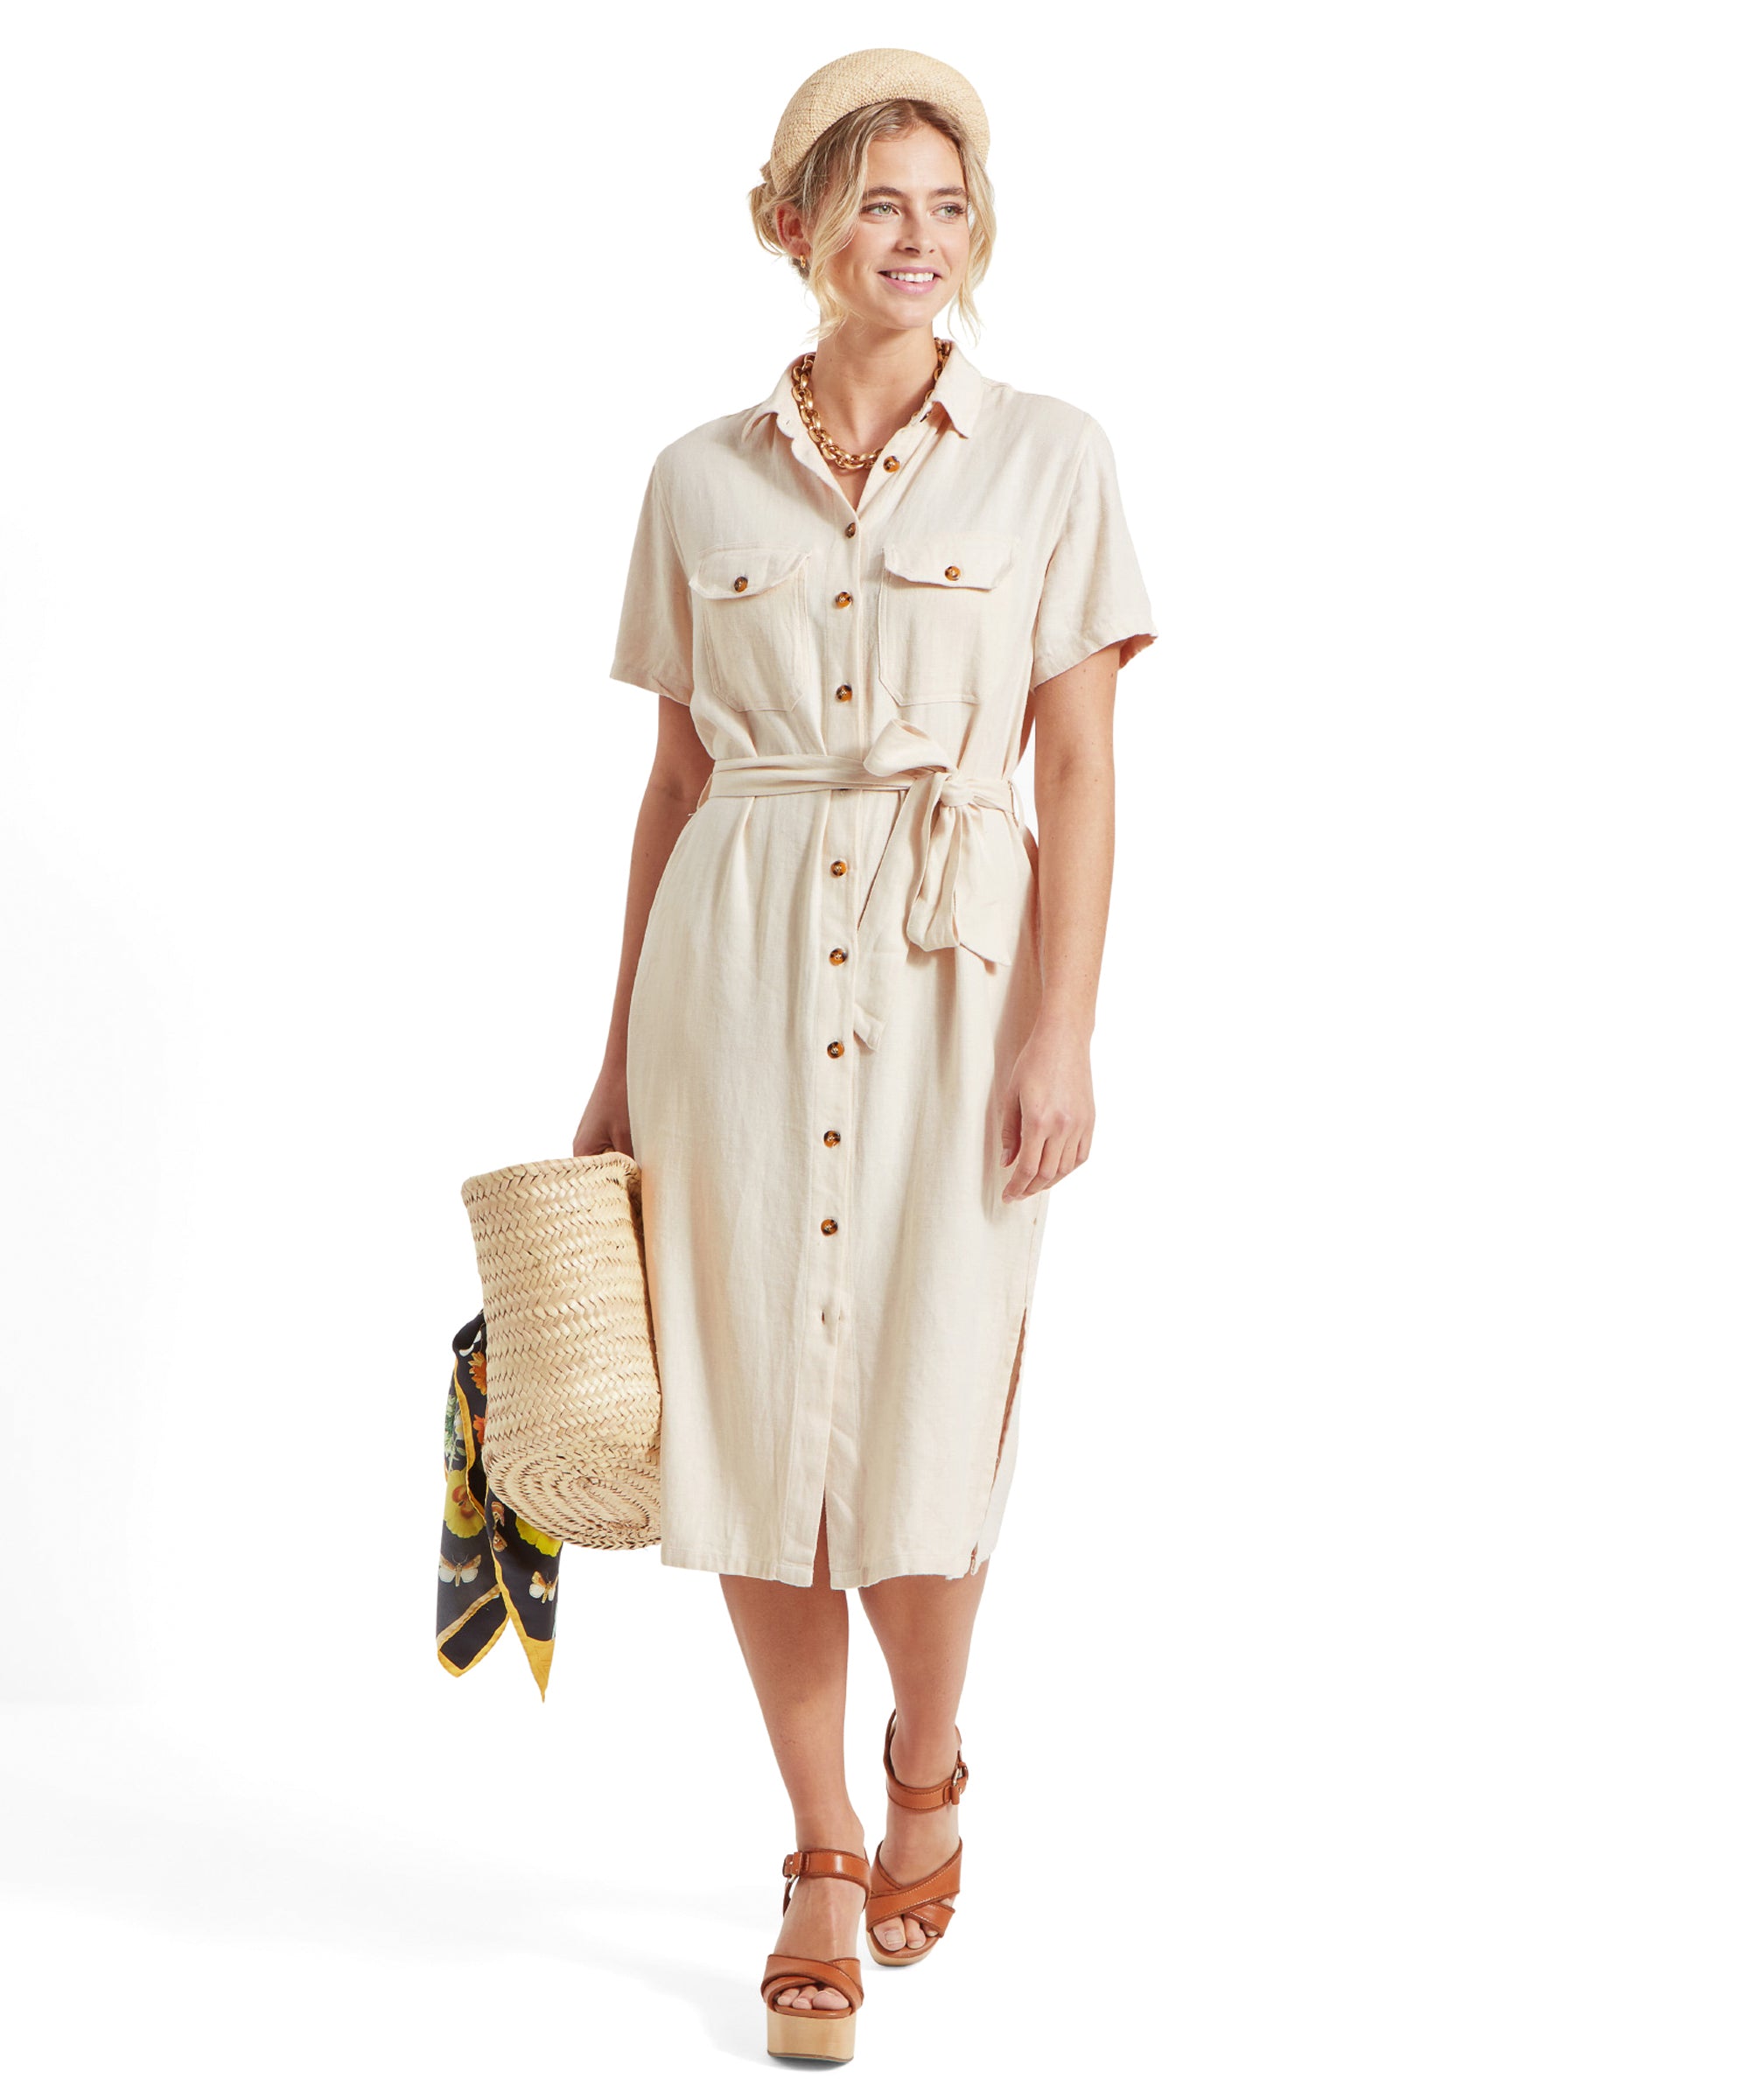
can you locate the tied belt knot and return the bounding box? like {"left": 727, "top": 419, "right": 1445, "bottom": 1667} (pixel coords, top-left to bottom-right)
{"left": 696, "top": 718, "right": 1030, "bottom": 1052}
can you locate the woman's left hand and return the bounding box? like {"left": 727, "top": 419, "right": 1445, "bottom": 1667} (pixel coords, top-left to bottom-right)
{"left": 998, "top": 1018, "right": 1095, "bottom": 1201}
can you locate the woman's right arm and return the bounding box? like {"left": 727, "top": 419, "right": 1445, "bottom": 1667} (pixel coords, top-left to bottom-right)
{"left": 572, "top": 696, "right": 713, "bottom": 1158}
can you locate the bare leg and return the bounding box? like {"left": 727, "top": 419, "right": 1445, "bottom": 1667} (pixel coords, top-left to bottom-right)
{"left": 855, "top": 1557, "right": 990, "bottom": 1952}
{"left": 719, "top": 1510, "right": 867, "bottom": 2011}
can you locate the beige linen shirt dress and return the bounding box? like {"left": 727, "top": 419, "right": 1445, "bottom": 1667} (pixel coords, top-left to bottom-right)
{"left": 610, "top": 341, "right": 1155, "bottom": 1589}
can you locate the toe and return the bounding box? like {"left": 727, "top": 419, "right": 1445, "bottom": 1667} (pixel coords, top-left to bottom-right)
{"left": 813, "top": 1987, "right": 848, "bottom": 2011}
{"left": 872, "top": 1919, "right": 907, "bottom": 1951}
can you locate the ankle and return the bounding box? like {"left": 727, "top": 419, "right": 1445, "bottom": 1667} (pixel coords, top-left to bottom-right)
{"left": 792, "top": 1812, "right": 866, "bottom": 1854}
{"left": 890, "top": 1716, "right": 962, "bottom": 1788}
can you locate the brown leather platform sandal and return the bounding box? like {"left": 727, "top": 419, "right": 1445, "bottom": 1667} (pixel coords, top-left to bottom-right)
{"left": 761, "top": 1847, "right": 872, "bottom": 2063}
{"left": 864, "top": 1708, "right": 969, "bottom": 1968}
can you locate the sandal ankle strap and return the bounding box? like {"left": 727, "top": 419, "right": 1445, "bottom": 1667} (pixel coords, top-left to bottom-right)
{"left": 881, "top": 1709, "right": 969, "bottom": 1811}
{"left": 780, "top": 1848, "right": 872, "bottom": 1911}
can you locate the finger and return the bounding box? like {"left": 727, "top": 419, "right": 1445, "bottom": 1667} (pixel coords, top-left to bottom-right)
{"left": 998, "top": 1104, "right": 1027, "bottom": 1197}
{"left": 1012, "top": 1119, "right": 1065, "bottom": 1197}
{"left": 1048, "top": 1128, "right": 1087, "bottom": 1185}
{"left": 998, "top": 1086, "right": 1022, "bottom": 1166}
{"left": 1037, "top": 1130, "right": 1070, "bottom": 1190}
{"left": 1004, "top": 1128, "right": 1045, "bottom": 1200}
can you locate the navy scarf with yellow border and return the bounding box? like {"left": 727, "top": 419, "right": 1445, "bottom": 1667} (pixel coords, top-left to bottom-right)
{"left": 436, "top": 1312, "right": 563, "bottom": 1697}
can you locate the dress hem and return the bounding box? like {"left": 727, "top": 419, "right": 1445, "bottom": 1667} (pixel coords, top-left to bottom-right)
{"left": 657, "top": 1539, "right": 989, "bottom": 1590}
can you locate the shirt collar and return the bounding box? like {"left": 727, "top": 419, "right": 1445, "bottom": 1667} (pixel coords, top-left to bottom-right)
{"left": 745, "top": 340, "right": 984, "bottom": 444}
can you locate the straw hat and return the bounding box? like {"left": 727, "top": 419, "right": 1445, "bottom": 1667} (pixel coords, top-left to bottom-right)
{"left": 761, "top": 47, "right": 990, "bottom": 194}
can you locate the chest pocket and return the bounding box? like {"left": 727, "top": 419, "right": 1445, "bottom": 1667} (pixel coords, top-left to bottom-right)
{"left": 690, "top": 545, "right": 812, "bottom": 710}
{"left": 877, "top": 531, "right": 1018, "bottom": 708}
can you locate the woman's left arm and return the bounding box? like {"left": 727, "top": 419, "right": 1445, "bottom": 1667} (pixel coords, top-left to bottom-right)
{"left": 998, "top": 640, "right": 1121, "bottom": 1201}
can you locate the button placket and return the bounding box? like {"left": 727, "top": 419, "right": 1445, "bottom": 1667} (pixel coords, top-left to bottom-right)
{"left": 817, "top": 813, "right": 854, "bottom": 1305}
{"left": 765, "top": 399, "right": 941, "bottom": 1566}
{"left": 720, "top": 358, "right": 1024, "bottom": 1585}
{"left": 784, "top": 799, "right": 856, "bottom": 1578}
{"left": 826, "top": 518, "right": 864, "bottom": 746}
{"left": 850, "top": 408, "right": 945, "bottom": 530}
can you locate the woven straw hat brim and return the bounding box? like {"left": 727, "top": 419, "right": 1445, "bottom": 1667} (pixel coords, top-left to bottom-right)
{"left": 764, "top": 46, "right": 990, "bottom": 193}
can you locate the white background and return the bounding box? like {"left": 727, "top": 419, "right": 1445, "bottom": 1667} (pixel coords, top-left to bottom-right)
{"left": 2, "top": 3, "right": 1738, "bottom": 2091}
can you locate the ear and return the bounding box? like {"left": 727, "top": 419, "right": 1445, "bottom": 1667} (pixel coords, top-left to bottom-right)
{"left": 773, "top": 199, "right": 810, "bottom": 265}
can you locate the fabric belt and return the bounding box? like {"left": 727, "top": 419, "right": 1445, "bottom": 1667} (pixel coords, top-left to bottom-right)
{"left": 695, "top": 717, "right": 1028, "bottom": 1052}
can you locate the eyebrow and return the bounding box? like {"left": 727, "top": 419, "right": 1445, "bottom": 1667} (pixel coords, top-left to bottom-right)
{"left": 861, "top": 185, "right": 967, "bottom": 200}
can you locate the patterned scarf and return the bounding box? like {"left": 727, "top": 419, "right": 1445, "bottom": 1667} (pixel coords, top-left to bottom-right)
{"left": 435, "top": 1312, "right": 563, "bottom": 1696}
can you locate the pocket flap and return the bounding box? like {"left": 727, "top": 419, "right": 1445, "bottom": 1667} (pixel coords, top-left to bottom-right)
{"left": 883, "top": 532, "right": 1015, "bottom": 590}
{"left": 690, "top": 545, "right": 811, "bottom": 599}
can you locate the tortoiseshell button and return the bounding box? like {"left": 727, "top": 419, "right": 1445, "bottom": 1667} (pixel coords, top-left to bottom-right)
{"left": 835, "top": 591, "right": 852, "bottom": 608}
{"left": 835, "top": 684, "right": 852, "bottom": 703}
{"left": 830, "top": 859, "right": 848, "bottom": 877}
{"left": 821, "top": 1217, "right": 839, "bottom": 1235}
{"left": 944, "top": 564, "right": 960, "bottom": 579}
{"left": 882, "top": 455, "right": 900, "bottom": 472}
{"left": 822, "top": 1130, "right": 841, "bottom": 1146}
{"left": 826, "top": 1040, "right": 844, "bottom": 1058}
{"left": 829, "top": 948, "right": 847, "bottom": 965}
{"left": 733, "top": 575, "right": 749, "bottom": 592}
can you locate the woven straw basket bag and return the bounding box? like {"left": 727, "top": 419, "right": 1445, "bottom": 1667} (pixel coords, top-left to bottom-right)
{"left": 459, "top": 1152, "right": 662, "bottom": 1549}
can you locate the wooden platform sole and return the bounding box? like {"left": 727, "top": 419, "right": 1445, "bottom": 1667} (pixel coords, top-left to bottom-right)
{"left": 766, "top": 2006, "right": 857, "bottom": 2062}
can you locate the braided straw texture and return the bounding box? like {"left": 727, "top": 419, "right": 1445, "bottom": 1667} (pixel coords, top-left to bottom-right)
{"left": 461, "top": 1152, "right": 662, "bottom": 1549}
{"left": 763, "top": 47, "right": 990, "bottom": 194}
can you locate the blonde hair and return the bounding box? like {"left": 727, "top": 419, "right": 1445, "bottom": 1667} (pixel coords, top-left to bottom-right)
{"left": 749, "top": 98, "right": 995, "bottom": 346}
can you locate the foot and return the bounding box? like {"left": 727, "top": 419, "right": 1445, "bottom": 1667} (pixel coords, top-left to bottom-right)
{"left": 871, "top": 1721, "right": 960, "bottom": 1955}
{"left": 770, "top": 1829, "right": 869, "bottom": 2012}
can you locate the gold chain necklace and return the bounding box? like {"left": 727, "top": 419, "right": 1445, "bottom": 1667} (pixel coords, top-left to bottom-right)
{"left": 790, "top": 338, "right": 952, "bottom": 472}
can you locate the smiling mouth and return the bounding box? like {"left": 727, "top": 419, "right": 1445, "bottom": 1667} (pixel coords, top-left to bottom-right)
{"left": 880, "top": 270, "right": 940, "bottom": 287}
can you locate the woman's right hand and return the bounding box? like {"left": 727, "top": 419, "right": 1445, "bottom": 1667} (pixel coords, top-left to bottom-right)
{"left": 573, "top": 1062, "right": 633, "bottom": 1159}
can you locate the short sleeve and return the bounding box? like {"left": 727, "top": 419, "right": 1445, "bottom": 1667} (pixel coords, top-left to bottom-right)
{"left": 1029, "top": 413, "right": 1157, "bottom": 690}
{"left": 608, "top": 456, "right": 695, "bottom": 704}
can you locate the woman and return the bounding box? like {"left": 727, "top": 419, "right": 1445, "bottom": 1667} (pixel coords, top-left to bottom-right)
{"left": 572, "top": 48, "right": 1154, "bottom": 2062}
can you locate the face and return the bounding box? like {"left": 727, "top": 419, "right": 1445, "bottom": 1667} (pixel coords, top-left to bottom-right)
{"left": 788, "top": 123, "right": 971, "bottom": 336}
